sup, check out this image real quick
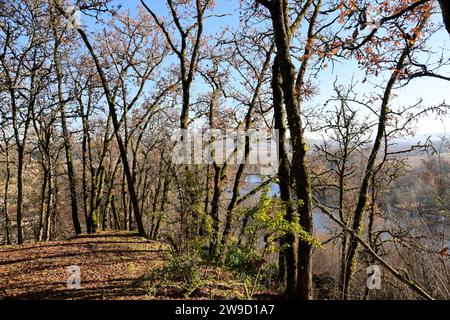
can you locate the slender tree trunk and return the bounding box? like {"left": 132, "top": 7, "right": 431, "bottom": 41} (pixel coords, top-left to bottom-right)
{"left": 219, "top": 44, "right": 274, "bottom": 263}
{"left": 48, "top": 4, "right": 82, "bottom": 235}
{"left": 79, "top": 94, "right": 92, "bottom": 233}
{"left": 38, "top": 168, "right": 48, "bottom": 242}
{"left": 3, "top": 143, "right": 11, "bottom": 245}
{"left": 237, "top": 214, "right": 249, "bottom": 247}
{"left": 199, "top": 165, "right": 211, "bottom": 236}
{"left": 44, "top": 166, "right": 53, "bottom": 241}
{"left": 60, "top": 115, "right": 82, "bottom": 235}
{"left": 127, "top": 187, "right": 134, "bottom": 230}
{"left": 51, "top": 23, "right": 82, "bottom": 235}
{"left": 111, "top": 193, "right": 120, "bottom": 230}
{"left": 207, "top": 86, "right": 227, "bottom": 259}
{"left": 209, "top": 164, "right": 223, "bottom": 258}
{"left": 2, "top": 34, "right": 34, "bottom": 245}
{"left": 342, "top": 35, "right": 422, "bottom": 298}
{"left": 272, "top": 56, "right": 297, "bottom": 296}
{"left": 102, "top": 159, "right": 120, "bottom": 231}
{"left": 263, "top": 0, "right": 314, "bottom": 299}
{"left": 82, "top": 140, "right": 90, "bottom": 233}
{"left": 51, "top": 172, "right": 59, "bottom": 240}
{"left": 122, "top": 170, "right": 129, "bottom": 230}
{"left": 16, "top": 147, "right": 24, "bottom": 244}
{"left": 59, "top": 8, "right": 147, "bottom": 236}
{"left": 150, "top": 167, "right": 163, "bottom": 237}
{"left": 338, "top": 165, "right": 349, "bottom": 299}
{"left": 153, "top": 174, "right": 170, "bottom": 240}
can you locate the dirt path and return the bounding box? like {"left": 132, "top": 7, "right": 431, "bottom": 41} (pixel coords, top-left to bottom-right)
{"left": 0, "top": 232, "right": 167, "bottom": 299}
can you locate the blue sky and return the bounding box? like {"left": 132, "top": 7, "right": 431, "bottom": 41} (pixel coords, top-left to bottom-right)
{"left": 84, "top": 0, "right": 450, "bottom": 139}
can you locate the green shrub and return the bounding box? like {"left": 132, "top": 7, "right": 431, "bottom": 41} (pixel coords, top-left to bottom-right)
{"left": 161, "top": 253, "right": 200, "bottom": 284}
{"left": 224, "top": 244, "right": 258, "bottom": 275}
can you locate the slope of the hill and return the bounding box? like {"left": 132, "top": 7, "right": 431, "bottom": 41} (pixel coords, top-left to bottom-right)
{"left": 0, "top": 232, "right": 246, "bottom": 300}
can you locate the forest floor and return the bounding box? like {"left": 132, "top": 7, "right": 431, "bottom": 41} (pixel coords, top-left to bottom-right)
{"left": 0, "top": 231, "right": 249, "bottom": 300}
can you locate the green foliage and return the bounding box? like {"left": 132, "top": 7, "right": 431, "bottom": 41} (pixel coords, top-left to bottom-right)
{"left": 160, "top": 252, "right": 201, "bottom": 285}
{"left": 224, "top": 244, "right": 281, "bottom": 296}
{"left": 223, "top": 244, "right": 262, "bottom": 298}
{"left": 224, "top": 243, "right": 259, "bottom": 275}
{"left": 259, "top": 262, "right": 280, "bottom": 290}
{"left": 219, "top": 187, "right": 323, "bottom": 297}
{"left": 197, "top": 209, "right": 214, "bottom": 237}
{"left": 187, "top": 235, "right": 213, "bottom": 261}
{"left": 243, "top": 187, "right": 283, "bottom": 249}
{"left": 244, "top": 187, "right": 321, "bottom": 251}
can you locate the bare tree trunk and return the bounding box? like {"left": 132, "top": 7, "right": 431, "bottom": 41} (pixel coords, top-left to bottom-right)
{"left": 44, "top": 166, "right": 53, "bottom": 241}
{"left": 153, "top": 174, "right": 170, "bottom": 240}
{"left": 49, "top": 9, "right": 82, "bottom": 235}
{"left": 199, "top": 165, "right": 211, "bottom": 236}
{"left": 38, "top": 168, "right": 48, "bottom": 242}
{"left": 51, "top": 172, "right": 59, "bottom": 240}
{"left": 1, "top": 23, "right": 34, "bottom": 245}
{"left": 219, "top": 44, "right": 274, "bottom": 263}
{"left": 81, "top": 128, "right": 90, "bottom": 233}
{"left": 78, "top": 92, "right": 92, "bottom": 233}
{"left": 2, "top": 140, "right": 11, "bottom": 245}
{"left": 102, "top": 158, "right": 120, "bottom": 231}
{"left": 57, "top": 4, "right": 147, "bottom": 236}
{"left": 314, "top": 196, "right": 434, "bottom": 300}
{"left": 272, "top": 56, "right": 297, "bottom": 295}
{"left": 60, "top": 109, "right": 82, "bottom": 235}
{"left": 342, "top": 25, "right": 425, "bottom": 297}
{"left": 16, "top": 147, "right": 25, "bottom": 244}
{"left": 258, "top": 0, "right": 314, "bottom": 299}
{"left": 150, "top": 157, "right": 164, "bottom": 236}
{"left": 111, "top": 193, "right": 120, "bottom": 230}
{"left": 209, "top": 164, "right": 223, "bottom": 258}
